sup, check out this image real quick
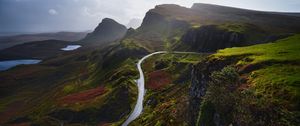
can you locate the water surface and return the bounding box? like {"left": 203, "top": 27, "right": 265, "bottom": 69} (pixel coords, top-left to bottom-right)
{"left": 61, "top": 45, "right": 81, "bottom": 51}
{"left": 0, "top": 59, "right": 41, "bottom": 71}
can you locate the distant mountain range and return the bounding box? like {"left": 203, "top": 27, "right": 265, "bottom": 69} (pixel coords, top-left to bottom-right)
{"left": 0, "top": 31, "right": 89, "bottom": 50}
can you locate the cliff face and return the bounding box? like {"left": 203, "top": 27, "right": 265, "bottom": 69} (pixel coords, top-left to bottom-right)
{"left": 121, "top": 5, "right": 191, "bottom": 51}
{"left": 81, "top": 18, "right": 127, "bottom": 45}
{"left": 121, "top": 3, "right": 300, "bottom": 52}
{"left": 190, "top": 3, "right": 300, "bottom": 33}
{"left": 181, "top": 25, "right": 245, "bottom": 52}
{"left": 189, "top": 58, "right": 234, "bottom": 125}
{"left": 189, "top": 34, "right": 300, "bottom": 126}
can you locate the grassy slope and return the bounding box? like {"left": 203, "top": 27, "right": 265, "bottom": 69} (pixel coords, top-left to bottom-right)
{"left": 130, "top": 53, "right": 207, "bottom": 126}
{"left": 0, "top": 45, "right": 141, "bottom": 125}
{"left": 214, "top": 34, "right": 300, "bottom": 64}
{"left": 198, "top": 34, "right": 300, "bottom": 125}
{"left": 124, "top": 4, "right": 300, "bottom": 53}
{"left": 214, "top": 34, "right": 300, "bottom": 107}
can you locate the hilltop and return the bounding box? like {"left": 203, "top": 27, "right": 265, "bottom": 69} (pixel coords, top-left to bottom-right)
{"left": 121, "top": 3, "right": 300, "bottom": 51}
{"left": 0, "top": 3, "right": 299, "bottom": 126}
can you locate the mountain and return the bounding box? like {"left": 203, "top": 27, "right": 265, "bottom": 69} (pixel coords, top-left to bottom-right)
{"left": 0, "top": 31, "right": 88, "bottom": 50}
{"left": 0, "top": 18, "right": 144, "bottom": 126}
{"left": 121, "top": 4, "right": 300, "bottom": 52}
{"left": 0, "top": 18, "right": 128, "bottom": 61}
{"left": 0, "top": 3, "right": 300, "bottom": 126}
{"left": 80, "top": 18, "right": 127, "bottom": 45}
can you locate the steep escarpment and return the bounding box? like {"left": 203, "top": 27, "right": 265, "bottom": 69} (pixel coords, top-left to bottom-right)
{"left": 124, "top": 3, "right": 300, "bottom": 52}
{"left": 190, "top": 34, "right": 300, "bottom": 126}
{"left": 81, "top": 18, "right": 127, "bottom": 45}
{"left": 179, "top": 25, "right": 245, "bottom": 52}
{"left": 189, "top": 56, "right": 235, "bottom": 125}
{"left": 177, "top": 24, "right": 293, "bottom": 52}
{"left": 121, "top": 4, "right": 191, "bottom": 51}
{"left": 191, "top": 3, "right": 300, "bottom": 33}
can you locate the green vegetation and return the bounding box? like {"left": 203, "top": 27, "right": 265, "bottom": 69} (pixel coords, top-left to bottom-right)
{"left": 197, "top": 34, "right": 300, "bottom": 126}
{"left": 2, "top": 3, "right": 300, "bottom": 126}
{"left": 0, "top": 45, "right": 142, "bottom": 125}
{"left": 131, "top": 53, "right": 207, "bottom": 125}
{"left": 250, "top": 64, "right": 300, "bottom": 108}
{"left": 122, "top": 38, "right": 148, "bottom": 50}
{"left": 217, "top": 23, "right": 248, "bottom": 33}
{"left": 198, "top": 66, "right": 240, "bottom": 126}
{"left": 214, "top": 34, "right": 300, "bottom": 65}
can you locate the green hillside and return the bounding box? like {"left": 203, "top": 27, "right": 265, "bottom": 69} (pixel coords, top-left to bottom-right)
{"left": 196, "top": 34, "right": 300, "bottom": 126}
{"left": 0, "top": 3, "right": 299, "bottom": 126}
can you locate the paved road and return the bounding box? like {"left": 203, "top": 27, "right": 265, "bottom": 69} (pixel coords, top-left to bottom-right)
{"left": 122, "top": 51, "right": 201, "bottom": 126}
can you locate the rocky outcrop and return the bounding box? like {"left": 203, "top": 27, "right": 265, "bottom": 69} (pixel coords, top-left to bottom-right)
{"left": 181, "top": 25, "right": 245, "bottom": 52}
{"left": 120, "top": 5, "right": 191, "bottom": 51}
{"left": 122, "top": 3, "right": 300, "bottom": 51}
{"left": 140, "top": 4, "right": 192, "bottom": 33}
{"left": 139, "top": 11, "right": 168, "bottom": 30}
{"left": 189, "top": 58, "right": 237, "bottom": 125}
{"left": 81, "top": 18, "right": 127, "bottom": 45}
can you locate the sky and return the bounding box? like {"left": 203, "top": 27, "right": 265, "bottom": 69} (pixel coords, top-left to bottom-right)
{"left": 0, "top": 0, "right": 300, "bottom": 34}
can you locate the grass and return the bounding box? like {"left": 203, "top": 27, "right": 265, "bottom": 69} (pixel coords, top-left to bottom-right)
{"left": 122, "top": 39, "right": 146, "bottom": 50}
{"left": 212, "top": 34, "right": 300, "bottom": 105}
{"left": 130, "top": 52, "right": 207, "bottom": 125}
{"left": 217, "top": 23, "right": 248, "bottom": 33}
{"left": 0, "top": 45, "right": 142, "bottom": 125}
{"left": 200, "top": 34, "right": 300, "bottom": 125}
{"left": 213, "top": 34, "right": 300, "bottom": 65}
{"left": 178, "top": 54, "right": 206, "bottom": 64}
{"left": 250, "top": 64, "right": 300, "bottom": 106}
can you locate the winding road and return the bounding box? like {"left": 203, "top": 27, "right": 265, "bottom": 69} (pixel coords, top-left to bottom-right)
{"left": 122, "top": 51, "right": 166, "bottom": 126}
{"left": 122, "top": 51, "right": 200, "bottom": 126}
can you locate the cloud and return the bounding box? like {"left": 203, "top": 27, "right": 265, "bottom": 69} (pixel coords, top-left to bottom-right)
{"left": 48, "top": 9, "right": 58, "bottom": 15}
{"left": 1, "top": 0, "right": 300, "bottom": 33}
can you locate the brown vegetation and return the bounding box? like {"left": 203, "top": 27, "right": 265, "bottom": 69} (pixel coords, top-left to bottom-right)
{"left": 59, "top": 86, "right": 107, "bottom": 104}
{"left": 146, "top": 70, "right": 172, "bottom": 90}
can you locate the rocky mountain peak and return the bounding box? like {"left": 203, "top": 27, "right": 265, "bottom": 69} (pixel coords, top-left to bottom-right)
{"left": 93, "top": 18, "right": 126, "bottom": 34}
{"left": 81, "top": 18, "right": 127, "bottom": 45}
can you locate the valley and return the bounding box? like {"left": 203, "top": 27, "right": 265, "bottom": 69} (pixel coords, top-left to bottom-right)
{"left": 0, "top": 2, "right": 299, "bottom": 126}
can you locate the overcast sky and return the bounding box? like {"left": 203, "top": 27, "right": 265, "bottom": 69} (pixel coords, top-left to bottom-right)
{"left": 0, "top": 0, "right": 300, "bottom": 33}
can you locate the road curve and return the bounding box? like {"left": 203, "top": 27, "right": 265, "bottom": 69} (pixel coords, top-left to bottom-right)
{"left": 122, "top": 51, "right": 166, "bottom": 126}
{"left": 122, "top": 51, "right": 200, "bottom": 126}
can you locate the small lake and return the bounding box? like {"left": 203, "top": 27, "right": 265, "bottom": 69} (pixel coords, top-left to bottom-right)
{"left": 0, "top": 59, "right": 41, "bottom": 71}
{"left": 61, "top": 45, "right": 82, "bottom": 51}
